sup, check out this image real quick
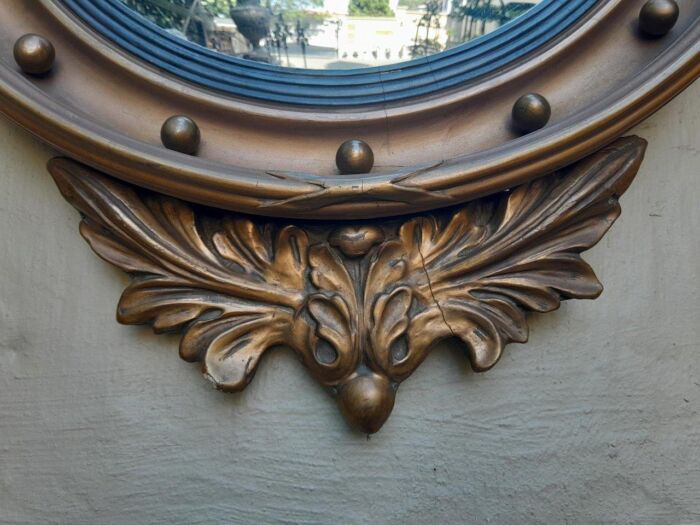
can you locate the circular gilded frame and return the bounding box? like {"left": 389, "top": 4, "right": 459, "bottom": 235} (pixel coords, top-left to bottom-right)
{"left": 0, "top": 0, "right": 698, "bottom": 219}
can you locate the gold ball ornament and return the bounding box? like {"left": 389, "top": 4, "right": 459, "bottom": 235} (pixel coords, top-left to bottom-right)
{"left": 14, "top": 34, "right": 56, "bottom": 75}
{"left": 512, "top": 93, "right": 551, "bottom": 134}
{"left": 161, "top": 115, "right": 201, "bottom": 156}
{"left": 638, "top": 0, "right": 679, "bottom": 37}
{"left": 336, "top": 139, "right": 374, "bottom": 174}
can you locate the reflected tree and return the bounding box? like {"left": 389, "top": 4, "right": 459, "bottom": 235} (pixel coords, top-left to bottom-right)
{"left": 120, "top": 0, "right": 230, "bottom": 44}
{"left": 449, "top": 0, "right": 534, "bottom": 43}
{"left": 121, "top": 0, "right": 326, "bottom": 62}
{"left": 348, "top": 0, "right": 395, "bottom": 17}
{"left": 410, "top": 0, "right": 443, "bottom": 58}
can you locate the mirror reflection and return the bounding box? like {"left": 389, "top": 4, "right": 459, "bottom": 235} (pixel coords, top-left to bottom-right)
{"left": 119, "top": 0, "right": 541, "bottom": 69}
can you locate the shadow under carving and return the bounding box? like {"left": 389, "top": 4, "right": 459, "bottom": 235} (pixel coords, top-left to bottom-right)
{"left": 47, "top": 136, "right": 646, "bottom": 433}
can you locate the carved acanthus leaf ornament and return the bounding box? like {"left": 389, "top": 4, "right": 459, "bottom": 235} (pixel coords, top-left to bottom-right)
{"left": 49, "top": 136, "right": 646, "bottom": 433}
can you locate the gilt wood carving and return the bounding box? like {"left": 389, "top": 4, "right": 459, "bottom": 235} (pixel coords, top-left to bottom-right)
{"left": 2, "top": 1, "right": 697, "bottom": 220}
{"left": 48, "top": 136, "right": 645, "bottom": 433}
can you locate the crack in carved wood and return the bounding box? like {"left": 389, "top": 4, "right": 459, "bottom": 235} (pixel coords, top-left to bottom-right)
{"left": 48, "top": 136, "right": 646, "bottom": 433}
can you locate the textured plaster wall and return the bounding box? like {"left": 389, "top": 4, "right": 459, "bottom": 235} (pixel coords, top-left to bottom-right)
{"left": 1, "top": 81, "right": 699, "bottom": 525}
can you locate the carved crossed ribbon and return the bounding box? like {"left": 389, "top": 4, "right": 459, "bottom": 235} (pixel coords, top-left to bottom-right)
{"left": 49, "top": 137, "right": 645, "bottom": 432}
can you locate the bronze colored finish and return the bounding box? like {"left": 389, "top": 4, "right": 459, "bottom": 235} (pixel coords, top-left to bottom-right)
{"left": 0, "top": 0, "right": 696, "bottom": 219}
{"left": 47, "top": 136, "right": 646, "bottom": 433}
{"left": 336, "top": 139, "right": 374, "bottom": 174}
{"left": 13, "top": 34, "right": 55, "bottom": 75}
{"left": 161, "top": 115, "right": 201, "bottom": 156}
{"left": 337, "top": 374, "right": 395, "bottom": 434}
{"left": 512, "top": 93, "right": 551, "bottom": 134}
{"left": 639, "top": 0, "right": 680, "bottom": 37}
{"left": 330, "top": 226, "right": 385, "bottom": 257}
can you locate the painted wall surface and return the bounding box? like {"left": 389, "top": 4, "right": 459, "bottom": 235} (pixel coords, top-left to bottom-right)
{"left": 0, "top": 82, "right": 698, "bottom": 525}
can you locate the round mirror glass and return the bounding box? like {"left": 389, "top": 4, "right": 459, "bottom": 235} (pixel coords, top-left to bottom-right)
{"left": 117, "top": 0, "right": 541, "bottom": 69}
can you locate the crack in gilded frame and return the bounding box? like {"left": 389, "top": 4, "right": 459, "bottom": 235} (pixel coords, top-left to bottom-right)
{"left": 48, "top": 136, "right": 646, "bottom": 433}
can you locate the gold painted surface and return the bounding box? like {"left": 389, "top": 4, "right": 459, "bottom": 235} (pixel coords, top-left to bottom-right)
{"left": 48, "top": 136, "right": 645, "bottom": 432}
{"left": 0, "top": 0, "right": 696, "bottom": 218}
